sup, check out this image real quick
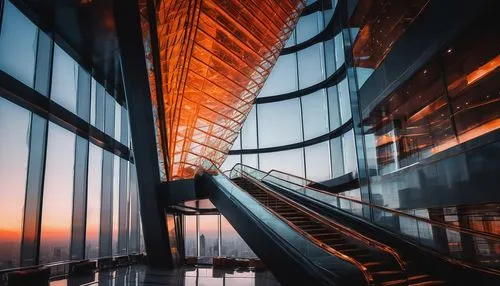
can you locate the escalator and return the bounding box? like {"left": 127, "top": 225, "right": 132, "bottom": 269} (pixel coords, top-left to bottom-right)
{"left": 198, "top": 163, "right": 453, "bottom": 285}
{"left": 231, "top": 176, "right": 446, "bottom": 286}
{"left": 227, "top": 164, "right": 500, "bottom": 285}
{"left": 200, "top": 170, "right": 365, "bottom": 286}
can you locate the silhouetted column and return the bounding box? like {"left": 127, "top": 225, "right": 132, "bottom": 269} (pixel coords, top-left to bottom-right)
{"left": 114, "top": 0, "right": 172, "bottom": 267}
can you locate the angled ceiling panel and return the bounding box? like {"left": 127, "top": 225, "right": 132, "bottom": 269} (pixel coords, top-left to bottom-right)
{"left": 150, "top": 0, "right": 306, "bottom": 179}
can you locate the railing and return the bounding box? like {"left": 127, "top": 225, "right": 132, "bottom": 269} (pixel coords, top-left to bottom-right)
{"left": 231, "top": 166, "right": 414, "bottom": 284}
{"left": 229, "top": 163, "right": 500, "bottom": 276}
{"left": 204, "top": 162, "right": 363, "bottom": 285}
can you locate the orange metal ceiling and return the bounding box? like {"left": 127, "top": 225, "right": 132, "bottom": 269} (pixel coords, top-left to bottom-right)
{"left": 152, "top": 0, "right": 306, "bottom": 180}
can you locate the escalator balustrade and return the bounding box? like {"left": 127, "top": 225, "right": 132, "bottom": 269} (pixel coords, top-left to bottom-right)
{"left": 231, "top": 176, "right": 447, "bottom": 286}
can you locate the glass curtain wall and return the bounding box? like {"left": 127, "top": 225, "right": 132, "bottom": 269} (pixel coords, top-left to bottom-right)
{"left": 0, "top": 0, "right": 143, "bottom": 269}
{"left": 183, "top": 214, "right": 257, "bottom": 261}
{"left": 221, "top": 0, "right": 358, "bottom": 183}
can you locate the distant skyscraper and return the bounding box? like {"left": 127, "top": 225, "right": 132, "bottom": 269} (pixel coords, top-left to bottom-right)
{"left": 199, "top": 234, "right": 206, "bottom": 257}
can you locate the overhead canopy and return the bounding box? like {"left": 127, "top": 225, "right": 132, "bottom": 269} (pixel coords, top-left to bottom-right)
{"left": 150, "top": 0, "right": 306, "bottom": 179}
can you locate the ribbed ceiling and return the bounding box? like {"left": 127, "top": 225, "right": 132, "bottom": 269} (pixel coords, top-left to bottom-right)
{"left": 151, "top": 0, "right": 306, "bottom": 179}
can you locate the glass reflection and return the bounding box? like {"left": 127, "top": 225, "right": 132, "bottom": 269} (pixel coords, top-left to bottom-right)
{"left": 0, "top": 98, "right": 30, "bottom": 269}
{"left": 40, "top": 123, "right": 76, "bottom": 264}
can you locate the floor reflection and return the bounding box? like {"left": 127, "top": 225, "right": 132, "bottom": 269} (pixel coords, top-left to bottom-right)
{"left": 49, "top": 265, "right": 281, "bottom": 286}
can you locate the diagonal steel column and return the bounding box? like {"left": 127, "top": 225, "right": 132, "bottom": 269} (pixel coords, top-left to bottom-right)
{"left": 114, "top": 0, "right": 172, "bottom": 267}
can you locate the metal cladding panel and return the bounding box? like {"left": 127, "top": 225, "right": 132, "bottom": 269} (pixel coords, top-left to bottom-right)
{"left": 151, "top": 0, "right": 306, "bottom": 179}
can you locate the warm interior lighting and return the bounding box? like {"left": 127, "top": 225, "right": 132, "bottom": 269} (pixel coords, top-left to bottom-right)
{"left": 466, "top": 54, "right": 500, "bottom": 85}
{"left": 407, "top": 96, "right": 448, "bottom": 124}
{"left": 152, "top": 0, "right": 306, "bottom": 179}
{"left": 431, "top": 118, "right": 500, "bottom": 154}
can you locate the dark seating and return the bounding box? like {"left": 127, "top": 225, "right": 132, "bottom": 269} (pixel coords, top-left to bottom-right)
{"left": 69, "top": 260, "right": 96, "bottom": 276}
{"left": 97, "top": 257, "right": 114, "bottom": 270}
{"left": 7, "top": 267, "right": 50, "bottom": 286}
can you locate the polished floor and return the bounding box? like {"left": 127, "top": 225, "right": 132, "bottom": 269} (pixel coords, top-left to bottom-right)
{"left": 49, "top": 264, "right": 281, "bottom": 286}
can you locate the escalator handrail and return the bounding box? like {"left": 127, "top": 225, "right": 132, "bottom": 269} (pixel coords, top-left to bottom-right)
{"left": 231, "top": 163, "right": 500, "bottom": 242}
{"left": 209, "top": 167, "right": 355, "bottom": 285}
{"left": 229, "top": 169, "right": 376, "bottom": 285}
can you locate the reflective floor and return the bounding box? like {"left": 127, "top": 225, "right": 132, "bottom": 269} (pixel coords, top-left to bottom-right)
{"left": 49, "top": 264, "right": 281, "bottom": 286}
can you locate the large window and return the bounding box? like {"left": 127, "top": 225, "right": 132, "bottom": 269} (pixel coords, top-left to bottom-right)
{"left": 184, "top": 214, "right": 256, "bottom": 261}
{"left": 0, "top": 0, "right": 141, "bottom": 269}
{"left": 198, "top": 215, "right": 219, "bottom": 263}
{"left": 0, "top": 98, "right": 31, "bottom": 269}
{"left": 39, "top": 123, "right": 76, "bottom": 264}
{"left": 0, "top": 0, "right": 37, "bottom": 88}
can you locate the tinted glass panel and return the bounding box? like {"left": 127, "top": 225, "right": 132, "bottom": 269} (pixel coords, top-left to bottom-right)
{"left": 39, "top": 123, "right": 75, "bottom": 264}
{"left": 342, "top": 129, "right": 357, "bottom": 174}
{"left": 305, "top": 142, "right": 331, "bottom": 181}
{"left": 241, "top": 106, "right": 257, "bottom": 149}
{"left": 86, "top": 143, "right": 102, "bottom": 259}
{"left": 298, "top": 43, "right": 325, "bottom": 89}
{"left": 0, "top": 0, "right": 37, "bottom": 87}
{"left": 338, "top": 78, "right": 351, "bottom": 123}
{"left": 296, "top": 12, "right": 322, "bottom": 44}
{"left": 258, "top": 99, "right": 303, "bottom": 148}
{"left": 258, "top": 54, "right": 298, "bottom": 97}
{"left": 0, "top": 98, "right": 30, "bottom": 269}
{"left": 51, "top": 45, "right": 78, "bottom": 113}
{"left": 302, "top": 90, "right": 329, "bottom": 140}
